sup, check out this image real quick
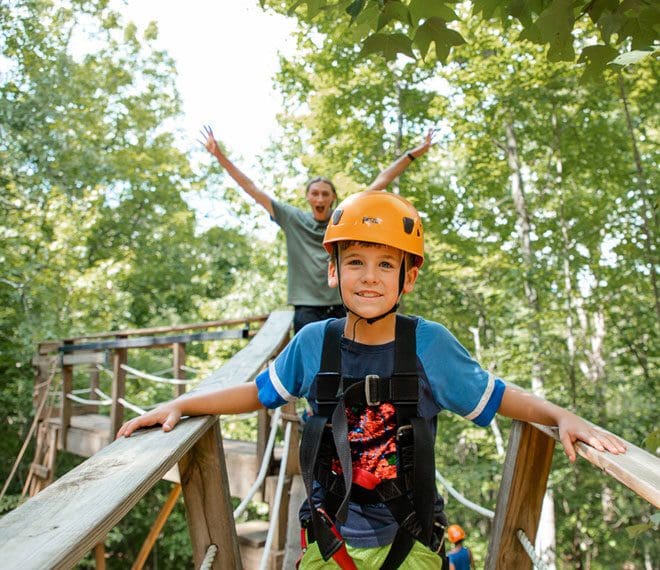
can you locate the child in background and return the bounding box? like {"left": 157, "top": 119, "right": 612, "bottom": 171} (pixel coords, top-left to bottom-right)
{"left": 447, "top": 524, "right": 473, "bottom": 570}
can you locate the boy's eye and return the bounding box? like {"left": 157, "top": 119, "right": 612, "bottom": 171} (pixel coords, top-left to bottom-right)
{"left": 346, "top": 259, "right": 362, "bottom": 266}
{"left": 380, "top": 261, "right": 395, "bottom": 269}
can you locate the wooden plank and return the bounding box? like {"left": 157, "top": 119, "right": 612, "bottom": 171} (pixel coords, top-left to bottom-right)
{"left": 532, "top": 423, "right": 660, "bottom": 508}
{"left": 485, "top": 421, "right": 555, "bottom": 570}
{"left": 0, "top": 311, "right": 293, "bottom": 570}
{"left": 0, "top": 414, "right": 217, "bottom": 569}
{"left": 59, "top": 315, "right": 268, "bottom": 342}
{"left": 180, "top": 421, "right": 243, "bottom": 570}
{"left": 60, "top": 329, "right": 247, "bottom": 353}
{"left": 62, "top": 351, "right": 107, "bottom": 366}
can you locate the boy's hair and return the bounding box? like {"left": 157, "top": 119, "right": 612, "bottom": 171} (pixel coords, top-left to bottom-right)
{"left": 336, "top": 240, "right": 417, "bottom": 269}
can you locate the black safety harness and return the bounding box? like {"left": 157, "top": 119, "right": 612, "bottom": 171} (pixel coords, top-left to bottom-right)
{"left": 299, "top": 315, "right": 447, "bottom": 569}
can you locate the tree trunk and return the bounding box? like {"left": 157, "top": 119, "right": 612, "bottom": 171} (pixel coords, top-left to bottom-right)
{"left": 504, "top": 121, "right": 556, "bottom": 568}
{"left": 617, "top": 70, "right": 659, "bottom": 323}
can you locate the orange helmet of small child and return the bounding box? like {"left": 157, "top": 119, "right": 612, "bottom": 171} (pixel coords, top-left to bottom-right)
{"left": 323, "top": 190, "right": 424, "bottom": 267}
{"left": 447, "top": 524, "right": 466, "bottom": 543}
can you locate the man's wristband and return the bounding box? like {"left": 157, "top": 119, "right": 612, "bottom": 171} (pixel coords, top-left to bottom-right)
{"left": 406, "top": 152, "right": 416, "bottom": 161}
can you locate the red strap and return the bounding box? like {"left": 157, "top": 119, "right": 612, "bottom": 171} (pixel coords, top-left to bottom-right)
{"left": 352, "top": 467, "right": 381, "bottom": 490}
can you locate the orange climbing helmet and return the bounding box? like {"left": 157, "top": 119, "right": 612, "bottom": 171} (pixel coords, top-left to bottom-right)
{"left": 323, "top": 190, "right": 424, "bottom": 267}
{"left": 447, "top": 524, "right": 466, "bottom": 543}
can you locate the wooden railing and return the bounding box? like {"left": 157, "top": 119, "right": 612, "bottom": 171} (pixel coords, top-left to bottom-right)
{"left": 0, "top": 310, "right": 293, "bottom": 570}
{"left": 2, "top": 308, "right": 658, "bottom": 569}
{"left": 486, "top": 420, "right": 660, "bottom": 568}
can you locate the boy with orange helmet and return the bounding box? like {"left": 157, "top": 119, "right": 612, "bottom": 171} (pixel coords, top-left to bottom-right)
{"left": 118, "top": 191, "right": 625, "bottom": 569}
{"left": 447, "top": 524, "right": 473, "bottom": 570}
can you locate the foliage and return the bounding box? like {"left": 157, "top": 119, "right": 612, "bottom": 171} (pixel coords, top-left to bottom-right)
{"left": 262, "top": 0, "right": 659, "bottom": 75}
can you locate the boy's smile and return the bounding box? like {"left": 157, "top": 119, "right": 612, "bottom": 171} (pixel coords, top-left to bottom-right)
{"left": 328, "top": 242, "right": 419, "bottom": 336}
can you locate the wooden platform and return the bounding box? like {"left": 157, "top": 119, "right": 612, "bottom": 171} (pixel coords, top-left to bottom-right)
{"left": 48, "top": 413, "right": 278, "bottom": 500}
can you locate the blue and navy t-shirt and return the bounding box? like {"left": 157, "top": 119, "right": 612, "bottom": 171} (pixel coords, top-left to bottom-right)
{"left": 255, "top": 317, "right": 506, "bottom": 548}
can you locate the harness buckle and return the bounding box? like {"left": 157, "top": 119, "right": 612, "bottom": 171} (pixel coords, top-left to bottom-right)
{"left": 365, "top": 374, "right": 380, "bottom": 406}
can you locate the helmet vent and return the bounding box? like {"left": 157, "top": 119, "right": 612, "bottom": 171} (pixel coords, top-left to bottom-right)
{"left": 332, "top": 209, "right": 343, "bottom": 225}
{"left": 403, "top": 217, "right": 414, "bottom": 234}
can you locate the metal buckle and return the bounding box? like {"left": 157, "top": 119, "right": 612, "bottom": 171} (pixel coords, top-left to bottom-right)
{"left": 365, "top": 374, "right": 380, "bottom": 406}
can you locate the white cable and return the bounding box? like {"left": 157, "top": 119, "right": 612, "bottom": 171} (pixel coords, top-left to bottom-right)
{"left": 118, "top": 398, "right": 147, "bottom": 416}
{"left": 66, "top": 393, "right": 112, "bottom": 406}
{"left": 259, "top": 420, "right": 293, "bottom": 570}
{"left": 435, "top": 470, "right": 495, "bottom": 519}
{"left": 233, "top": 408, "right": 282, "bottom": 520}
{"left": 120, "top": 364, "right": 190, "bottom": 385}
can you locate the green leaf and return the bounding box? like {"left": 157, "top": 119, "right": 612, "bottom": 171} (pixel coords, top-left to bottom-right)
{"left": 413, "top": 17, "right": 466, "bottom": 63}
{"left": 534, "top": 0, "right": 575, "bottom": 61}
{"left": 376, "top": 1, "right": 412, "bottom": 30}
{"left": 409, "top": 0, "right": 459, "bottom": 23}
{"left": 644, "top": 427, "right": 660, "bottom": 453}
{"left": 471, "top": 0, "right": 502, "bottom": 20}
{"left": 346, "top": 0, "right": 366, "bottom": 22}
{"left": 360, "top": 32, "right": 415, "bottom": 60}
{"left": 611, "top": 48, "right": 657, "bottom": 66}
{"left": 626, "top": 523, "right": 653, "bottom": 538}
{"left": 288, "top": 0, "right": 326, "bottom": 19}
{"left": 577, "top": 44, "right": 618, "bottom": 82}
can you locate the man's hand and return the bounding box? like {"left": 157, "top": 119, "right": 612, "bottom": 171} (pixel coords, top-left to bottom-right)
{"left": 199, "top": 124, "right": 221, "bottom": 158}
{"left": 408, "top": 128, "right": 438, "bottom": 159}
{"left": 557, "top": 412, "right": 626, "bottom": 462}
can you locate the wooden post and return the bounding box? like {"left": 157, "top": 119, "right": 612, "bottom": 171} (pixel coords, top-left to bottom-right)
{"left": 60, "top": 340, "right": 74, "bottom": 450}
{"left": 485, "top": 421, "right": 556, "bottom": 570}
{"left": 132, "top": 484, "right": 182, "bottom": 570}
{"left": 179, "top": 421, "right": 242, "bottom": 570}
{"left": 94, "top": 542, "right": 106, "bottom": 569}
{"left": 109, "top": 340, "right": 128, "bottom": 442}
{"left": 173, "top": 342, "right": 186, "bottom": 397}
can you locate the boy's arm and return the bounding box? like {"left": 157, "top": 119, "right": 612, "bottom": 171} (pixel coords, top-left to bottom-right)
{"left": 200, "top": 125, "right": 275, "bottom": 217}
{"left": 366, "top": 128, "right": 436, "bottom": 192}
{"left": 116, "top": 383, "right": 263, "bottom": 438}
{"left": 497, "top": 386, "right": 626, "bottom": 462}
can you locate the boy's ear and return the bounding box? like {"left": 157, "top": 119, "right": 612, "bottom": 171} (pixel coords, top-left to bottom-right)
{"left": 402, "top": 265, "right": 419, "bottom": 294}
{"left": 328, "top": 260, "right": 339, "bottom": 288}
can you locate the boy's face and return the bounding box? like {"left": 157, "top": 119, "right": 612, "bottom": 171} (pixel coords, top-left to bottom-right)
{"left": 328, "top": 242, "right": 419, "bottom": 320}
{"left": 306, "top": 181, "right": 335, "bottom": 222}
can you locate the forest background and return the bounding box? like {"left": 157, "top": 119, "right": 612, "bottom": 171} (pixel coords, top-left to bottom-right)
{"left": 0, "top": 0, "right": 657, "bottom": 568}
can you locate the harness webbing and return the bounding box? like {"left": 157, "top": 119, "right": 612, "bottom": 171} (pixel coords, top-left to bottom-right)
{"left": 299, "top": 315, "right": 441, "bottom": 569}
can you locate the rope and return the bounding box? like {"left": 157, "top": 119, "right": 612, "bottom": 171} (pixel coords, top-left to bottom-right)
{"left": 181, "top": 365, "right": 199, "bottom": 374}
{"left": 66, "top": 392, "right": 112, "bottom": 406}
{"left": 259, "top": 419, "right": 293, "bottom": 570}
{"left": 118, "top": 398, "right": 147, "bottom": 416}
{"left": 435, "top": 470, "right": 495, "bottom": 519}
{"left": 0, "top": 357, "right": 59, "bottom": 502}
{"left": 233, "top": 408, "right": 282, "bottom": 519}
{"left": 198, "top": 543, "right": 218, "bottom": 570}
{"left": 121, "top": 364, "right": 191, "bottom": 385}
{"left": 516, "top": 529, "right": 549, "bottom": 570}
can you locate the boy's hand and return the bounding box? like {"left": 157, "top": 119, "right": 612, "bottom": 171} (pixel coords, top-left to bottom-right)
{"left": 557, "top": 412, "right": 626, "bottom": 462}
{"left": 116, "top": 402, "right": 182, "bottom": 439}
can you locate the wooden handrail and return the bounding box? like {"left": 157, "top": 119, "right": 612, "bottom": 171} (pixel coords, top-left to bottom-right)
{"left": 0, "top": 310, "right": 293, "bottom": 570}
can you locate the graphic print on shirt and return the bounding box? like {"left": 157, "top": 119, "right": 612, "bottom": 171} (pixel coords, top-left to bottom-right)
{"left": 331, "top": 402, "right": 398, "bottom": 481}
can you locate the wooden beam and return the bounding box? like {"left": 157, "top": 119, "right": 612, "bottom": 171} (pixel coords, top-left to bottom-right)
{"left": 180, "top": 422, "right": 242, "bottom": 570}
{"left": 485, "top": 421, "right": 555, "bottom": 570}
{"left": 173, "top": 343, "right": 186, "bottom": 398}
{"left": 131, "top": 484, "right": 182, "bottom": 570}
{"left": 59, "top": 329, "right": 247, "bottom": 353}
{"left": 60, "top": 363, "right": 73, "bottom": 450}
{"left": 110, "top": 345, "right": 128, "bottom": 442}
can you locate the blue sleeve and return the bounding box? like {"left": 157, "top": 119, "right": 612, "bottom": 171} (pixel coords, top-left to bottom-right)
{"left": 255, "top": 319, "right": 326, "bottom": 408}
{"left": 416, "top": 318, "right": 505, "bottom": 427}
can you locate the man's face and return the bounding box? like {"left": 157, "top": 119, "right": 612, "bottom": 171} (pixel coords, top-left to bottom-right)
{"left": 306, "top": 181, "right": 335, "bottom": 222}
